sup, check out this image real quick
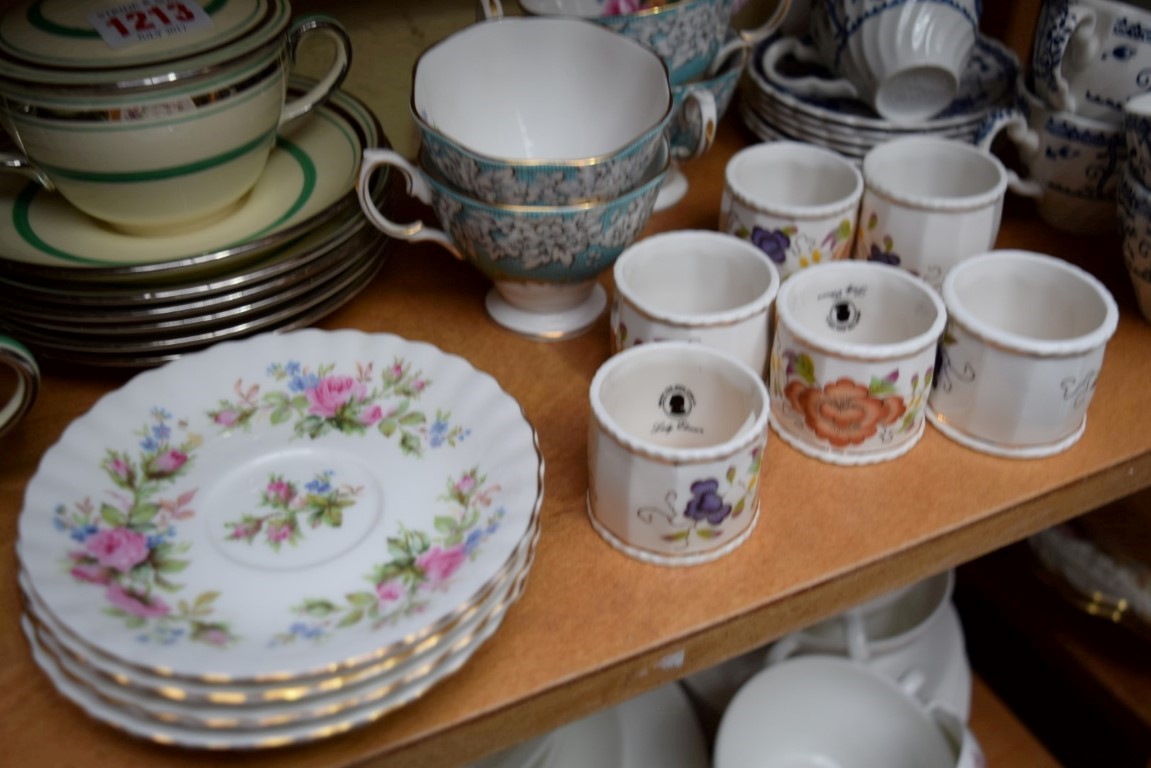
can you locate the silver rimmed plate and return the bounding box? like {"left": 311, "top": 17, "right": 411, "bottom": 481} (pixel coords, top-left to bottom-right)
{"left": 0, "top": 77, "right": 384, "bottom": 281}
{"left": 17, "top": 329, "right": 545, "bottom": 683}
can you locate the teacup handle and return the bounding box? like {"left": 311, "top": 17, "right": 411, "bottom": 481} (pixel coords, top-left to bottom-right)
{"left": 763, "top": 632, "right": 805, "bottom": 666}
{"left": 761, "top": 36, "right": 860, "bottom": 100}
{"left": 0, "top": 335, "right": 39, "bottom": 439}
{"left": 280, "top": 15, "right": 353, "bottom": 126}
{"left": 356, "top": 149, "right": 464, "bottom": 260}
{"left": 705, "top": 0, "right": 793, "bottom": 77}
{"left": 477, "top": 0, "right": 504, "bottom": 20}
{"left": 0, "top": 153, "right": 54, "bottom": 190}
{"left": 974, "top": 108, "right": 1043, "bottom": 198}
{"left": 675, "top": 89, "right": 718, "bottom": 161}
{"left": 843, "top": 610, "right": 871, "bottom": 662}
{"left": 1047, "top": 7, "right": 1100, "bottom": 114}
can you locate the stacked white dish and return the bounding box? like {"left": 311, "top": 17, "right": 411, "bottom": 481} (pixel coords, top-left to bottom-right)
{"left": 16, "top": 329, "right": 544, "bottom": 749}
{"left": 739, "top": 34, "right": 1020, "bottom": 163}
{"left": 469, "top": 682, "right": 708, "bottom": 768}
{"left": 0, "top": 80, "right": 394, "bottom": 368}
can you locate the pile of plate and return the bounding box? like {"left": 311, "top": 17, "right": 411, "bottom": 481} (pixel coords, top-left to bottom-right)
{"left": 0, "top": 80, "right": 394, "bottom": 368}
{"left": 739, "top": 34, "right": 1020, "bottom": 163}
{"left": 16, "top": 328, "right": 544, "bottom": 749}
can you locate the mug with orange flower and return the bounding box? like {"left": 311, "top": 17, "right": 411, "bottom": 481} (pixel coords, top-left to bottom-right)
{"left": 769, "top": 261, "right": 946, "bottom": 466}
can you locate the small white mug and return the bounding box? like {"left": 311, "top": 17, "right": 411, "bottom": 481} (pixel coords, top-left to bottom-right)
{"left": 720, "top": 141, "right": 863, "bottom": 281}
{"left": 854, "top": 136, "right": 1008, "bottom": 291}
{"left": 588, "top": 342, "right": 769, "bottom": 567}
{"left": 928, "top": 250, "right": 1119, "bottom": 458}
{"left": 769, "top": 260, "right": 946, "bottom": 466}
{"left": 976, "top": 78, "right": 1126, "bottom": 234}
{"left": 611, "top": 231, "right": 781, "bottom": 377}
{"left": 0, "top": 335, "right": 38, "bottom": 438}
{"left": 1032, "top": 0, "right": 1151, "bottom": 123}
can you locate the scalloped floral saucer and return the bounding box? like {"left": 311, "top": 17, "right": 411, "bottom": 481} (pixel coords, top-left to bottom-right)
{"left": 19, "top": 521, "right": 537, "bottom": 743}
{"left": 17, "top": 329, "right": 544, "bottom": 682}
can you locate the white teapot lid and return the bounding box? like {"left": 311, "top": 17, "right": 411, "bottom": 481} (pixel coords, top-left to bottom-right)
{"left": 0, "top": 0, "right": 290, "bottom": 86}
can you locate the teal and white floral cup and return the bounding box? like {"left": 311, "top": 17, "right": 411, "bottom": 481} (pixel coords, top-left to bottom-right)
{"left": 0, "top": 335, "right": 38, "bottom": 438}
{"left": 769, "top": 261, "right": 946, "bottom": 466}
{"left": 357, "top": 141, "right": 669, "bottom": 339}
{"left": 720, "top": 141, "right": 863, "bottom": 281}
{"left": 483, "top": 0, "right": 791, "bottom": 85}
{"left": 587, "top": 342, "right": 769, "bottom": 567}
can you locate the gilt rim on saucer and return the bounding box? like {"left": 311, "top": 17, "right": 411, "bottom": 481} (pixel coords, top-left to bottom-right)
{"left": 17, "top": 329, "right": 545, "bottom": 682}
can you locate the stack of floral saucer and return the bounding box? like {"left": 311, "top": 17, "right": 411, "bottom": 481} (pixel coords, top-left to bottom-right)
{"left": 16, "top": 328, "right": 544, "bottom": 749}
{"left": 0, "top": 79, "right": 394, "bottom": 368}
{"left": 739, "top": 34, "right": 1020, "bottom": 163}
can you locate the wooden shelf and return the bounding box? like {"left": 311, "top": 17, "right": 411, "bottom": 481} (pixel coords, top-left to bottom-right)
{"left": 2, "top": 2, "right": 1150, "bottom": 766}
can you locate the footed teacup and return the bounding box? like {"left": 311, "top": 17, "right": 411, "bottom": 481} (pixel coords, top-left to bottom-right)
{"left": 413, "top": 17, "right": 673, "bottom": 206}
{"left": 358, "top": 141, "right": 670, "bottom": 339}
{"left": 0, "top": 0, "right": 351, "bottom": 233}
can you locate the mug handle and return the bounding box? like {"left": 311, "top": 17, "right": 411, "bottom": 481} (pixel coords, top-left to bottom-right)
{"left": 280, "top": 15, "right": 353, "bottom": 126}
{"left": 356, "top": 149, "right": 464, "bottom": 260}
{"left": 974, "top": 108, "right": 1043, "bottom": 198}
{"left": 761, "top": 36, "right": 860, "bottom": 100}
{"left": 0, "top": 335, "right": 39, "bottom": 439}
{"left": 673, "top": 89, "right": 718, "bottom": 161}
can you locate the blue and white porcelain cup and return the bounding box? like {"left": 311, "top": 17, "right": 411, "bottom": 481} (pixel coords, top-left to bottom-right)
{"left": 1032, "top": 0, "right": 1151, "bottom": 125}
{"left": 484, "top": 0, "right": 791, "bottom": 86}
{"left": 357, "top": 141, "right": 670, "bottom": 339}
{"left": 976, "top": 77, "right": 1126, "bottom": 233}
{"left": 794, "top": 0, "right": 981, "bottom": 124}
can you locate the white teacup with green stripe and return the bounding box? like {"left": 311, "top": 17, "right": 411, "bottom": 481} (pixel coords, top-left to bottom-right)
{"left": 0, "top": 0, "right": 350, "bottom": 234}
{"left": 0, "top": 335, "right": 38, "bottom": 439}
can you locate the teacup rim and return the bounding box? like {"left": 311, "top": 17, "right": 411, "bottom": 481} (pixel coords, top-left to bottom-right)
{"left": 589, "top": 341, "right": 771, "bottom": 463}
{"left": 775, "top": 261, "right": 948, "bottom": 361}
{"left": 941, "top": 250, "right": 1119, "bottom": 357}
{"left": 409, "top": 16, "right": 673, "bottom": 166}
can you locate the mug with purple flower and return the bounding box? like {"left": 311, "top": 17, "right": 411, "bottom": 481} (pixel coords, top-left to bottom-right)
{"left": 721, "top": 141, "right": 863, "bottom": 281}
{"left": 587, "top": 341, "right": 769, "bottom": 566}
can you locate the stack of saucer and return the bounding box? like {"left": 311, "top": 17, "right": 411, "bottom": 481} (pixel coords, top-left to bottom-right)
{"left": 0, "top": 80, "right": 394, "bottom": 368}
{"left": 739, "top": 34, "right": 1020, "bottom": 163}
{"left": 16, "top": 329, "right": 544, "bottom": 749}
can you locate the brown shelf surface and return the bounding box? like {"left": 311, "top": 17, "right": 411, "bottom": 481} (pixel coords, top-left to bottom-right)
{"left": 3, "top": 2, "right": 1151, "bottom": 766}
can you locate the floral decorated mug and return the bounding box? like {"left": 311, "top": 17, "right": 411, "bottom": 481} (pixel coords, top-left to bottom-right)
{"left": 720, "top": 141, "right": 863, "bottom": 281}
{"left": 587, "top": 342, "right": 769, "bottom": 566}
{"left": 0, "top": 335, "right": 38, "bottom": 438}
{"left": 769, "top": 261, "right": 946, "bottom": 465}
